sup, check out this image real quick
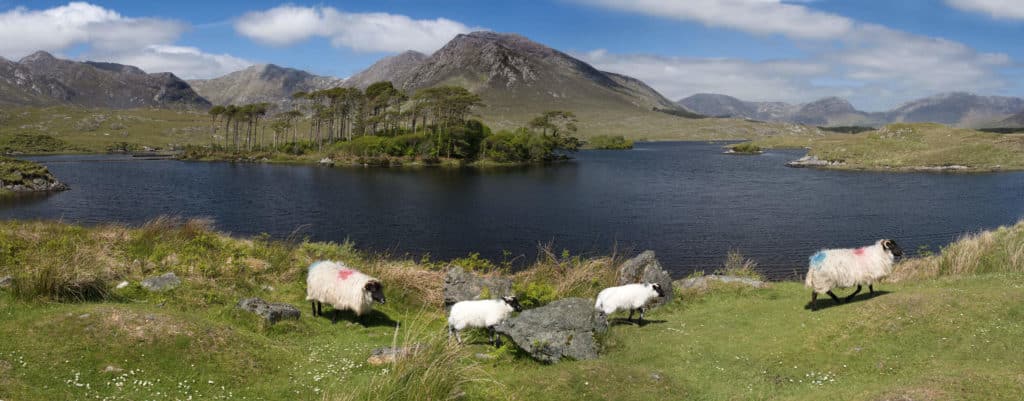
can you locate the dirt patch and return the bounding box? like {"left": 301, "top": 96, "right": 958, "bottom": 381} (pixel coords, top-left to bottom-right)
{"left": 872, "top": 387, "right": 947, "bottom": 401}
{"left": 98, "top": 308, "right": 195, "bottom": 342}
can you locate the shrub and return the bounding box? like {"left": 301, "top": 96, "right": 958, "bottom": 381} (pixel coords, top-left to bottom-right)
{"left": 587, "top": 135, "right": 634, "bottom": 150}
{"left": 729, "top": 142, "right": 762, "bottom": 154}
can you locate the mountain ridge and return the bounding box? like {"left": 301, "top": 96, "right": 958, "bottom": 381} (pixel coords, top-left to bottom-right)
{"left": 188, "top": 63, "right": 343, "bottom": 108}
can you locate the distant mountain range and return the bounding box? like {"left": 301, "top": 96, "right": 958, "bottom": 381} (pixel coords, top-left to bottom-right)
{"left": 0, "top": 51, "right": 208, "bottom": 109}
{"left": 678, "top": 92, "right": 1024, "bottom": 128}
{"left": 1001, "top": 110, "right": 1024, "bottom": 127}
{"left": 187, "top": 64, "right": 343, "bottom": 108}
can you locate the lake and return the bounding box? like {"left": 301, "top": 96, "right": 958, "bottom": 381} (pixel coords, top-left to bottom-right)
{"left": 4, "top": 142, "right": 1023, "bottom": 279}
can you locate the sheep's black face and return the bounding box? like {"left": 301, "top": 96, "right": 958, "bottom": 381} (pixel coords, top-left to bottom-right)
{"left": 503, "top": 296, "right": 523, "bottom": 312}
{"left": 365, "top": 282, "right": 386, "bottom": 304}
{"left": 651, "top": 283, "right": 666, "bottom": 298}
{"left": 883, "top": 239, "right": 904, "bottom": 258}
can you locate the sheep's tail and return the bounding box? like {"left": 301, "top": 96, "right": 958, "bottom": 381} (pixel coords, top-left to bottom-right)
{"left": 804, "top": 268, "right": 814, "bottom": 288}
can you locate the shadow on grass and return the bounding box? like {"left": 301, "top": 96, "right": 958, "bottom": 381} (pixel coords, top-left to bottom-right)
{"left": 319, "top": 309, "right": 398, "bottom": 327}
{"left": 609, "top": 318, "right": 668, "bottom": 327}
{"left": 805, "top": 290, "right": 891, "bottom": 311}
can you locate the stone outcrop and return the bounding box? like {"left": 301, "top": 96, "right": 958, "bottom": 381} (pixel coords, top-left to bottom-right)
{"left": 237, "top": 297, "right": 301, "bottom": 324}
{"left": 443, "top": 266, "right": 513, "bottom": 307}
{"left": 495, "top": 298, "right": 608, "bottom": 363}
{"left": 617, "top": 250, "right": 674, "bottom": 307}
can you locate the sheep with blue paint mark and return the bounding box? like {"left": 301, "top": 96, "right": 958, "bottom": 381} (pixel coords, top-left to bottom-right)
{"left": 306, "top": 261, "right": 385, "bottom": 322}
{"left": 594, "top": 283, "right": 666, "bottom": 324}
{"left": 805, "top": 239, "right": 903, "bottom": 310}
{"left": 447, "top": 296, "right": 523, "bottom": 346}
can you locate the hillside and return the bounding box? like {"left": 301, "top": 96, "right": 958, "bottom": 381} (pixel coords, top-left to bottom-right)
{"left": 341, "top": 31, "right": 758, "bottom": 137}
{"left": 0, "top": 51, "right": 209, "bottom": 109}
{"left": 0, "top": 218, "right": 1022, "bottom": 400}
{"left": 679, "top": 92, "right": 1024, "bottom": 128}
{"left": 1000, "top": 110, "right": 1024, "bottom": 127}
{"left": 751, "top": 123, "right": 1024, "bottom": 171}
{"left": 188, "top": 64, "right": 343, "bottom": 108}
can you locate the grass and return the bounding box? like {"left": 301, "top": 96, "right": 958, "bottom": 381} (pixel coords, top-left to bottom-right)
{"left": 752, "top": 123, "right": 1024, "bottom": 171}
{"left": 728, "top": 142, "right": 763, "bottom": 154}
{"left": 586, "top": 135, "right": 634, "bottom": 150}
{"left": 1, "top": 218, "right": 1024, "bottom": 400}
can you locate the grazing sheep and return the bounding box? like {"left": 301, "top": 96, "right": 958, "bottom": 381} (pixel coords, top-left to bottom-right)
{"left": 306, "top": 261, "right": 386, "bottom": 322}
{"left": 447, "top": 296, "right": 523, "bottom": 346}
{"left": 594, "top": 283, "right": 666, "bottom": 324}
{"left": 805, "top": 239, "right": 903, "bottom": 310}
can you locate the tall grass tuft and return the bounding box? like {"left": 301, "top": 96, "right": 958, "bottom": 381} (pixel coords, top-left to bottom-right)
{"left": 715, "top": 250, "right": 763, "bottom": 280}
{"left": 891, "top": 220, "right": 1024, "bottom": 281}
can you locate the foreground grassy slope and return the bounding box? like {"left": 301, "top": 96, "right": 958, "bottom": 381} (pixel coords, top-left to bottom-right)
{"left": 752, "top": 123, "right": 1024, "bottom": 171}
{"left": 1, "top": 219, "right": 1023, "bottom": 400}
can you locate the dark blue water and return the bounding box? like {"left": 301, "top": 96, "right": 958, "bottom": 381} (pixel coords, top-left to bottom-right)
{"left": 4, "top": 142, "right": 1023, "bottom": 279}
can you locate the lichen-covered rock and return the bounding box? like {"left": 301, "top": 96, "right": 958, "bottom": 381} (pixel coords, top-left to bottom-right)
{"left": 443, "top": 266, "right": 512, "bottom": 307}
{"left": 0, "top": 275, "right": 12, "bottom": 289}
{"left": 237, "top": 298, "right": 300, "bottom": 324}
{"left": 140, "top": 272, "right": 180, "bottom": 292}
{"left": 367, "top": 344, "right": 424, "bottom": 365}
{"left": 674, "top": 275, "right": 768, "bottom": 291}
{"left": 495, "top": 298, "right": 608, "bottom": 363}
{"left": 0, "top": 156, "right": 69, "bottom": 193}
{"left": 617, "top": 250, "right": 674, "bottom": 307}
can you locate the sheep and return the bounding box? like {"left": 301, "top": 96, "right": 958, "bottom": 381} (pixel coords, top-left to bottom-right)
{"left": 447, "top": 296, "right": 523, "bottom": 346}
{"left": 594, "top": 283, "right": 666, "bottom": 324}
{"left": 306, "top": 260, "right": 386, "bottom": 322}
{"left": 805, "top": 239, "right": 903, "bottom": 310}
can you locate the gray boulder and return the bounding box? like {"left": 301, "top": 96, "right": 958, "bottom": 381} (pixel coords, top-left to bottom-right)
{"left": 617, "top": 251, "right": 674, "bottom": 306}
{"left": 0, "top": 275, "right": 12, "bottom": 289}
{"left": 367, "top": 344, "right": 424, "bottom": 365}
{"left": 495, "top": 298, "right": 608, "bottom": 363}
{"left": 443, "top": 266, "right": 513, "bottom": 307}
{"left": 140, "top": 272, "right": 180, "bottom": 292}
{"left": 674, "top": 275, "right": 768, "bottom": 291}
{"left": 237, "top": 297, "right": 300, "bottom": 324}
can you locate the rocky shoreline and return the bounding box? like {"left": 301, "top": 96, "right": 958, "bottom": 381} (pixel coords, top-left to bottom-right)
{"left": 0, "top": 156, "right": 69, "bottom": 194}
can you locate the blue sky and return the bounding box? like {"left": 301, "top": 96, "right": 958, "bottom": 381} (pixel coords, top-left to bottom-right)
{"left": 0, "top": 0, "right": 1022, "bottom": 110}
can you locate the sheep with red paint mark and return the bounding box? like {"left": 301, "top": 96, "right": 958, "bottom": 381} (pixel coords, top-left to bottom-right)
{"left": 805, "top": 239, "right": 903, "bottom": 310}
{"left": 306, "top": 260, "right": 385, "bottom": 322}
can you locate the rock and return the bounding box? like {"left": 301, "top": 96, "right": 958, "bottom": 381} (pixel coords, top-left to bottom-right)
{"left": 318, "top": 157, "right": 334, "bottom": 166}
{"left": 617, "top": 250, "right": 674, "bottom": 307}
{"left": 785, "top": 155, "right": 843, "bottom": 168}
{"left": 78, "top": 313, "right": 91, "bottom": 319}
{"left": 237, "top": 297, "right": 300, "bottom": 324}
{"left": 495, "top": 298, "right": 608, "bottom": 363}
{"left": 674, "top": 275, "right": 768, "bottom": 291}
{"left": 443, "top": 266, "right": 513, "bottom": 307}
{"left": 0, "top": 275, "right": 12, "bottom": 289}
{"left": 140, "top": 272, "right": 180, "bottom": 292}
{"left": 367, "top": 345, "right": 423, "bottom": 365}
{"left": 115, "top": 281, "right": 129, "bottom": 289}
{"left": 102, "top": 365, "right": 124, "bottom": 373}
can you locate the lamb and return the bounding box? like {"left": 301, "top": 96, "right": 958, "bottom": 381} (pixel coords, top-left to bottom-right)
{"left": 447, "top": 296, "right": 523, "bottom": 346}
{"left": 594, "top": 283, "right": 666, "bottom": 324}
{"left": 306, "top": 260, "right": 386, "bottom": 322}
{"left": 805, "top": 239, "right": 903, "bottom": 310}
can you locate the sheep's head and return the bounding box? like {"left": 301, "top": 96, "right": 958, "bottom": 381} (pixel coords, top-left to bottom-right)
{"left": 650, "top": 283, "right": 666, "bottom": 298}
{"left": 882, "top": 239, "right": 903, "bottom": 258}
{"left": 502, "top": 296, "right": 523, "bottom": 312}
{"left": 365, "top": 281, "right": 386, "bottom": 304}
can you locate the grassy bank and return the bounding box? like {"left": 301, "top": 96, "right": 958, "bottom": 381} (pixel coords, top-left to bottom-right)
{"left": 752, "top": 123, "right": 1024, "bottom": 171}
{"left": 1, "top": 219, "right": 1023, "bottom": 400}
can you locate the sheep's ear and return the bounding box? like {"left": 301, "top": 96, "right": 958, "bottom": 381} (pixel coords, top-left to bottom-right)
{"left": 882, "top": 240, "right": 893, "bottom": 250}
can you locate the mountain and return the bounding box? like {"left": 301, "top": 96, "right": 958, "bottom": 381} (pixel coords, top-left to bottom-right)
{"left": 0, "top": 51, "right": 209, "bottom": 109}
{"left": 343, "top": 51, "right": 427, "bottom": 90}
{"left": 342, "top": 31, "right": 685, "bottom": 133}
{"left": 886, "top": 92, "right": 1024, "bottom": 127}
{"left": 188, "top": 64, "right": 343, "bottom": 107}
{"left": 1000, "top": 110, "right": 1024, "bottom": 127}
{"left": 679, "top": 92, "right": 1024, "bottom": 128}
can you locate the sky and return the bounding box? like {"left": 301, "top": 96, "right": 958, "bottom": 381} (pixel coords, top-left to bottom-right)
{"left": 0, "top": 0, "right": 1021, "bottom": 111}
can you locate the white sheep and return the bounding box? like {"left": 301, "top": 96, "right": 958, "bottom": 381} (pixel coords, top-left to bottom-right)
{"left": 447, "top": 296, "right": 523, "bottom": 346}
{"left": 594, "top": 283, "right": 666, "bottom": 324}
{"left": 306, "top": 260, "right": 386, "bottom": 322}
{"left": 805, "top": 239, "right": 903, "bottom": 310}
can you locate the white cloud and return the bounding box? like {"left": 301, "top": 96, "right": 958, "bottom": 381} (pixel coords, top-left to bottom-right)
{"left": 575, "top": 0, "right": 1016, "bottom": 110}
{"left": 0, "top": 2, "right": 250, "bottom": 79}
{"left": 946, "top": 0, "right": 1024, "bottom": 19}
{"left": 105, "top": 45, "right": 252, "bottom": 79}
{"left": 234, "top": 5, "right": 480, "bottom": 54}
{"left": 574, "top": 0, "right": 853, "bottom": 40}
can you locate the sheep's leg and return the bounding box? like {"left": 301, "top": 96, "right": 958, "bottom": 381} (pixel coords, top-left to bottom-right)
{"left": 488, "top": 326, "right": 498, "bottom": 347}
{"left": 447, "top": 325, "right": 454, "bottom": 342}
{"left": 869, "top": 284, "right": 875, "bottom": 295}
{"left": 810, "top": 292, "right": 818, "bottom": 311}
{"left": 310, "top": 301, "right": 317, "bottom": 317}
{"left": 845, "top": 285, "right": 862, "bottom": 303}
{"left": 317, "top": 301, "right": 322, "bottom": 317}
{"left": 455, "top": 329, "right": 463, "bottom": 345}
{"left": 627, "top": 309, "right": 635, "bottom": 322}
{"left": 826, "top": 290, "right": 841, "bottom": 304}
{"left": 638, "top": 307, "right": 646, "bottom": 324}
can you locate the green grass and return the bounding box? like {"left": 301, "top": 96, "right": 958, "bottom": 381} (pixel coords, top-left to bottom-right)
{"left": 753, "top": 123, "right": 1024, "bottom": 171}
{"left": 728, "top": 142, "right": 763, "bottom": 154}
{"left": 586, "top": 135, "right": 634, "bottom": 150}
{"left": 2, "top": 219, "right": 1024, "bottom": 400}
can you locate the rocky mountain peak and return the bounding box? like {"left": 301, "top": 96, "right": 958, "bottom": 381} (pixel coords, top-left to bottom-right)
{"left": 18, "top": 50, "right": 57, "bottom": 65}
